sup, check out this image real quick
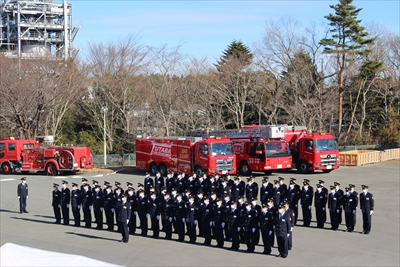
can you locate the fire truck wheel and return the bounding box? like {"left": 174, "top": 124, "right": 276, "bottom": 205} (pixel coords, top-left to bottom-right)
{"left": 1, "top": 163, "right": 12, "bottom": 174}
{"left": 297, "top": 160, "right": 309, "bottom": 174}
{"left": 239, "top": 161, "right": 251, "bottom": 176}
{"left": 149, "top": 162, "right": 158, "bottom": 175}
{"left": 194, "top": 166, "right": 203, "bottom": 176}
{"left": 159, "top": 163, "right": 167, "bottom": 176}
{"left": 264, "top": 171, "right": 273, "bottom": 175}
{"left": 46, "top": 163, "right": 58, "bottom": 176}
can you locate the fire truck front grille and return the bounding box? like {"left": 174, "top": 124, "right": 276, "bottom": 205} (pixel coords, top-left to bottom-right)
{"left": 216, "top": 159, "right": 233, "bottom": 171}
{"left": 320, "top": 154, "right": 337, "bottom": 165}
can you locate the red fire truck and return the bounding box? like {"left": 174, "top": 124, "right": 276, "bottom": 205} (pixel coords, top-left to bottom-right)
{"left": 0, "top": 136, "right": 94, "bottom": 175}
{"left": 284, "top": 126, "right": 340, "bottom": 173}
{"left": 135, "top": 136, "right": 236, "bottom": 176}
{"left": 186, "top": 125, "right": 292, "bottom": 175}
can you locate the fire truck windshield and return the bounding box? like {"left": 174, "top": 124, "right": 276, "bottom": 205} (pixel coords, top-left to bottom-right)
{"left": 314, "top": 139, "right": 338, "bottom": 151}
{"left": 265, "top": 142, "right": 291, "bottom": 157}
{"left": 210, "top": 143, "right": 234, "bottom": 156}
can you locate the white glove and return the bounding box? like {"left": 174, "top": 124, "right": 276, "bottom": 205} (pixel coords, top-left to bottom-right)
{"left": 66, "top": 204, "right": 69, "bottom": 208}
{"left": 252, "top": 228, "right": 256, "bottom": 233}
{"left": 26, "top": 196, "right": 28, "bottom": 199}
{"left": 111, "top": 208, "right": 114, "bottom": 213}
{"left": 336, "top": 209, "right": 340, "bottom": 213}
{"left": 194, "top": 220, "right": 198, "bottom": 225}
{"left": 209, "top": 221, "right": 213, "bottom": 226}
{"left": 169, "top": 217, "right": 173, "bottom": 222}
{"left": 370, "top": 210, "right": 373, "bottom": 215}
{"left": 290, "top": 227, "right": 293, "bottom": 232}
{"left": 308, "top": 205, "right": 311, "bottom": 210}
{"left": 18, "top": 196, "right": 20, "bottom": 199}
{"left": 322, "top": 207, "right": 325, "bottom": 211}
{"left": 237, "top": 227, "right": 241, "bottom": 232}
{"left": 156, "top": 215, "right": 160, "bottom": 220}
{"left": 182, "top": 218, "right": 185, "bottom": 223}
{"left": 78, "top": 205, "right": 81, "bottom": 209}
{"left": 352, "top": 210, "right": 356, "bottom": 214}
{"left": 287, "top": 234, "right": 290, "bottom": 238}
{"left": 221, "top": 222, "right": 225, "bottom": 228}
{"left": 134, "top": 211, "right": 137, "bottom": 216}
{"left": 100, "top": 207, "right": 103, "bottom": 212}
{"left": 269, "top": 230, "right": 272, "bottom": 235}
{"left": 89, "top": 205, "right": 92, "bottom": 210}
{"left": 127, "top": 219, "right": 129, "bottom": 224}
{"left": 146, "top": 213, "right": 150, "bottom": 219}
{"left": 58, "top": 204, "right": 61, "bottom": 208}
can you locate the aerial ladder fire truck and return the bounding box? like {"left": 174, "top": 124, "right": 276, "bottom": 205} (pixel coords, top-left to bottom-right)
{"left": 186, "top": 125, "right": 292, "bottom": 175}
{"left": 0, "top": 136, "right": 94, "bottom": 175}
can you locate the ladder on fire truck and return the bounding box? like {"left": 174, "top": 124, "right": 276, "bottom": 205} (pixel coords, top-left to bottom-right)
{"left": 185, "top": 125, "right": 288, "bottom": 139}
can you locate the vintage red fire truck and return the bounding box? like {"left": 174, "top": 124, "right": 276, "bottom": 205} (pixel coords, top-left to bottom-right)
{"left": 135, "top": 136, "right": 236, "bottom": 176}
{"left": 0, "top": 136, "right": 94, "bottom": 175}
{"left": 284, "top": 126, "right": 340, "bottom": 173}
{"left": 186, "top": 125, "right": 292, "bottom": 175}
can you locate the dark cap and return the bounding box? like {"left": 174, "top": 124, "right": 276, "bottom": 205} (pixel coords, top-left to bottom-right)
{"left": 53, "top": 183, "right": 59, "bottom": 187}
{"left": 317, "top": 184, "right": 322, "bottom": 188}
{"left": 21, "top": 177, "right": 27, "bottom": 181}
{"left": 245, "top": 201, "right": 252, "bottom": 206}
{"left": 274, "top": 180, "right": 280, "bottom": 184}
{"left": 72, "top": 183, "right": 78, "bottom": 187}
{"left": 82, "top": 178, "right": 88, "bottom": 182}
{"left": 330, "top": 185, "right": 335, "bottom": 190}
{"left": 121, "top": 194, "right": 127, "bottom": 198}
{"left": 283, "top": 201, "right": 289, "bottom": 206}
{"left": 278, "top": 177, "right": 285, "bottom": 181}
{"left": 262, "top": 177, "right": 269, "bottom": 182}
{"left": 267, "top": 198, "right": 273, "bottom": 203}
{"left": 115, "top": 181, "right": 121, "bottom": 186}
{"left": 290, "top": 178, "right": 297, "bottom": 181}
{"left": 104, "top": 181, "right": 110, "bottom": 186}
{"left": 303, "top": 182, "right": 309, "bottom": 186}
{"left": 127, "top": 182, "right": 133, "bottom": 186}
{"left": 145, "top": 172, "right": 150, "bottom": 175}
{"left": 92, "top": 180, "right": 98, "bottom": 184}
{"left": 304, "top": 179, "right": 310, "bottom": 183}
{"left": 362, "top": 185, "right": 369, "bottom": 189}
{"left": 128, "top": 187, "right": 135, "bottom": 191}
{"left": 319, "top": 180, "right": 325, "bottom": 184}
{"left": 251, "top": 197, "right": 258, "bottom": 201}
{"left": 290, "top": 181, "right": 295, "bottom": 185}
{"left": 84, "top": 183, "right": 90, "bottom": 187}
{"left": 349, "top": 184, "right": 355, "bottom": 188}
{"left": 138, "top": 183, "right": 144, "bottom": 187}
{"left": 62, "top": 180, "right": 68, "bottom": 184}
{"left": 107, "top": 185, "right": 113, "bottom": 189}
{"left": 334, "top": 182, "right": 340, "bottom": 186}
{"left": 345, "top": 187, "right": 350, "bottom": 192}
{"left": 278, "top": 205, "right": 285, "bottom": 209}
{"left": 262, "top": 203, "right": 268, "bottom": 208}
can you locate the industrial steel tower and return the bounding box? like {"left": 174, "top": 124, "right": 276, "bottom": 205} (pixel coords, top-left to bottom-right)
{"left": 0, "top": 0, "right": 81, "bottom": 60}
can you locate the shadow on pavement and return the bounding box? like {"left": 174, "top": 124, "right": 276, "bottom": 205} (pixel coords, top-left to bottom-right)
{"left": 11, "top": 216, "right": 55, "bottom": 224}
{"left": 0, "top": 209, "right": 22, "bottom": 214}
{"left": 65, "top": 232, "right": 118, "bottom": 242}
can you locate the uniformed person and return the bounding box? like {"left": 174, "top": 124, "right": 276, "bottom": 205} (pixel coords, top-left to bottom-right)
{"left": 214, "top": 198, "right": 226, "bottom": 248}
{"left": 154, "top": 171, "right": 165, "bottom": 195}
{"left": 267, "top": 199, "right": 277, "bottom": 247}
{"left": 245, "top": 176, "right": 258, "bottom": 203}
{"left": 314, "top": 184, "right": 327, "bottom": 228}
{"left": 175, "top": 194, "right": 187, "bottom": 242}
{"left": 283, "top": 201, "right": 295, "bottom": 250}
{"left": 221, "top": 178, "right": 231, "bottom": 199}
{"left": 125, "top": 182, "right": 134, "bottom": 195}
{"left": 360, "top": 185, "right": 374, "bottom": 234}
{"left": 223, "top": 194, "right": 232, "bottom": 241}
{"left": 161, "top": 192, "right": 174, "bottom": 240}
{"left": 114, "top": 181, "right": 123, "bottom": 193}
{"left": 198, "top": 174, "right": 210, "bottom": 197}
{"left": 201, "top": 197, "right": 213, "bottom": 245}
{"left": 195, "top": 191, "right": 204, "bottom": 237}
{"left": 117, "top": 194, "right": 131, "bottom": 243}
{"left": 52, "top": 183, "right": 61, "bottom": 224}
{"left": 349, "top": 184, "right": 359, "bottom": 227}
{"left": 186, "top": 195, "right": 199, "bottom": 243}
{"left": 80, "top": 178, "right": 90, "bottom": 194}
{"left": 287, "top": 180, "right": 300, "bottom": 225}
{"left": 237, "top": 196, "right": 246, "bottom": 244}
{"left": 17, "top": 177, "right": 29, "bottom": 213}
{"left": 126, "top": 188, "right": 137, "bottom": 234}
{"left": 166, "top": 171, "right": 176, "bottom": 193}
{"left": 103, "top": 181, "right": 110, "bottom": 195}
{"left": 278, "top": 177, "right": 288, "bottom": 199}
{"left": 276, "top": 205, "right": 291, "bottom": 258}
{"left": 114, "top": 187, "right": 123, "bottom": 232}
{"left": 260, "top": 177, "right": 273, "bottom": 205}
{"left": 273, "top": 180, "right": 283, "bottom": 207}
{"left": 70, "top": 183, "right": 82, "bottom": 227}
{"left": 228, "top": 201, "right": 241, "bottom": 251}
{"left": 82, "top": 183, "right": 93, "bottom": 228}
{"left": 328, "top": 185, "right": 340, "bottom": 230}
{"left": 92, "top": 180, "right": 99, "bottom": 194}
{"left": 334, "top": 182, "right": 344, "bottom": 224}
{"left": 144, "top": 172, "right": 154, "bottom": 196}
{"left": 259, "top": 203, "right": 273, "bottom": 255}
{"left": 61, "top": 180, "right": 70, "bottom": 225}
{"left": 93, "top": 185, "right": 104, "bottom": 229}
{"left": 244, "top": 201, "right": 257, "bottom": 252}
{"left": 344, "top": 187, "right": 357, "bottom": 232}
{"left": 251, "top": 197, "right": 261, "bottom": 245}
{"left": 149, "top": 191, "right": 161, "bottom": 238}
{"left": 103, "top": 185, "right": 115, "bottom": 231}
{"left": 137, "top": 189, "right": 150, "bottom": 236}
{"left": 301, "top": 181, "right": 313, "bottom": 226}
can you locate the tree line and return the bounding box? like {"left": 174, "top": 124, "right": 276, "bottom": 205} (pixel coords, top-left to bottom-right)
{"left": 0, "top": 0, "right": 399, "bottom": 154}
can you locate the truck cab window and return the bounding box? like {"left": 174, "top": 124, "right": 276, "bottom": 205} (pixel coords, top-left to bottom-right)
{"left": 8, "top": 143, "right": 15, "bottom": 151}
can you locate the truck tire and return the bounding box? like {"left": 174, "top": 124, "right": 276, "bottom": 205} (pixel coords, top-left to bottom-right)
{"left": 194, "top": 165, "right": 203, "bottom": 176}
{"left": 159, "top": 163, "right": 167, "bottom": 176}
{"left": 322, "top": 170, "right": 332, "bottom": 173}
{"left": 149, "top": 162, "right": 157, "bottom": 175}
{"left": 264, "top": 170, "right": 273, "bottom": 175}
{"left": 297, "top": 160, "right": 309, "bottom": 174}
{"left": 46, "top": 163, "right": 57, "bottom": 176}
{"left": 1, "top": 163, "right": 12, "bottom": 174}
{"left": 239, "top": 161, "right": 251, "bottom": 176}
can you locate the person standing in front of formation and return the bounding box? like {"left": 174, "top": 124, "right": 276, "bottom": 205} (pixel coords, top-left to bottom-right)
{"left": 61, "top": 180, "right": 70, "bottom": 225}
{"left": 276, "top": 205, "right": 291, "bottom": 258}
{"left": 52, "top": 183, "right": 62, "bottom": 224}
{"left": 82, "top": 183, "right": 93, "bottom": 228}
{"left": 70, "top": 183, "right": 82, "bottom": 227}
{"left": 360, "top": 185, "right": 374, "bottom": 234}
{"left": 118, "top": 194, "right": 131, "bottom": 243}
{"left": 17, "top": 177, "right": 28, "bottom": 214}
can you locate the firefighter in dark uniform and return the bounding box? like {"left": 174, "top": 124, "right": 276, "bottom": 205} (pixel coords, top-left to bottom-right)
{"left": 175, "top": 194, "right": 187, "bottom": 242}
{"left": 162, "top": 192, "right": 175, "bottom": 240}
{"left": 221, "top": 178, "right": 231, "bottom": 199}
{"left": 93, "top": 185, "right": 104, "bottom": 229}
{"left": 201, "top": 197, "right": 213, "bottom": 245}
{"left": 273, "top": 180, "right": 283, "bottom": 207}
{"left": 17, "top": 177, "right": 29, "bottom": 214}
{"left": 82, "top": 183, "right": 93, "bottom": 228}
{"left": 319, "top": 180, "right": 328, "bottom": 195}
{"left": 186, "top": 195, "right": 199, "bottom": 243}
{"left": 244, "top": 201, "right": 258, "bottom": 252}
{"left": 360, "top": 185, "right": 374, "bottom": 234}
{"left": 166, "top": 171, "right": 176, "bottom": 193}
{"left": 126, "top": 188, "right": 137, "bottom": 235}
{"left": 314, "top": 184, "right": 327, "bottom": 228}
{"left": 61, "top": 180, "right": 70, "bottom": 225}
{"left": 118, "top": 194, "right": 131, "bottom": 243}
{"left": 214, "top": 198, "right": 226, "bottom": 248}
{"left": 228, "top": 201, "right": 241, "bottom": 250}
{"left": 237, "top": 196, "right": 246, "bottom": 244}
{"left": 284, "top": 201, "right": 295, "bottom": 250}
{"left": 334, "top": 182, "right": 344, "bottom": 225}
{"left": 125, "top": 182, "right": 134, "bottom": 195}
{"left": 251, "top": 197, "right": 261, "bottom": 245}
{"left": 278, "top": 177, "right": 288, "bottom": 200}
{"left": 103, "top": 185, "right": 115, "bottom": 231}
{"left": 344, "top": 186, "right": 357, "bottom": 232}
{"left": 260, "top": 177, "right": 273, "bottom": 205}
{"left": 52, "top": 183, "right": 62, "bottom": 224}
{"left": 103, "top": 181, "right": 110, "bottom": 195}
{"left": 301, "top": 181, "right": 313, "bottom": 226}
{"left": 114, "top": 181, "right": 123, "bottom": 193}
{"left": 154, "top": 171, "right": 164, "bottom": 195}
{"left": 276, "top": 205, "right": 291, "bottom": 258}
{"left": 114, "top": 187, "right": 123, "bottom": 232}
{"left": 328, "top": 185, "right": 340, "bottom": 230}
{"left": 349, "top": 184, "right": 359, "bottom": 227}
{"left": 245, "top": 176, "right": 258, "bottom": 203}
{"left": 198, "top": 174, "right": 209, "bottom": 197}
{"left": 137, "top": 189, "right": 150, "bottom": 236}
{"left": 186, "top": 174, "right": 198, "bottom": 196}
{"left": 70, "top": 183, "right": 82, "bottom": 227}
{"left": 287, "top": 180, "right": 300, "bottom": 225}
{"left": 195, "top": 191, "right": 204, "bottom": 237}
{"left": 267, "top": 199, "right": 277, "bottom": 247}
{"left": 259, "top": 203, "right": 273, "bottom": 255}
{"left": 149, "top": 191, "right": 161, "bottom": 238}
{"left": 80, "top": 178, "right": 90, "bottom": 194}
{"left": 231, "top": 177, "right": 243, "bottom": 202}
{"left": 144, "top": 172, "right": 154, "bottom": 196}
{"left": 223, "top": 194, "right": 232, "bottom": 241}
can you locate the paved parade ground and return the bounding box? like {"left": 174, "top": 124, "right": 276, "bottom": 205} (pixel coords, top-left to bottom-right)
{"left": 1, "top": 162, "right": 399, "bottom": 266}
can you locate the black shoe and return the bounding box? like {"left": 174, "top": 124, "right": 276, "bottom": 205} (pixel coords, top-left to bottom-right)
{"left": 23, "top": 211, "right": 29, "bottom": 213}
{"left": 20, "top": 211, "right": 22, "bottom": 214}
{"left": 123, "top": 240, "right": 129, "bottom": 243}
{"left": 360, "top": 230, "right": 365, "bottom": 234}
{"left": 281, "top": 255, "right": 287, "bottom": 258}
{"left": 262, "top": 251, "right": 271, "bottom": 255}
{"left": 344, "top": 229, "right": 349, "bottom": 232}
{"left": 229, "top": 247, "right": 238, "bottom": 251}
{"left": 364, "top": 231, "right": 370, "bottom": 235}
{"left": 276, "top": 254, "right": 282, "bottom": 258}
{"left": 119, "top": 238, "right": 124, "bottom": 242}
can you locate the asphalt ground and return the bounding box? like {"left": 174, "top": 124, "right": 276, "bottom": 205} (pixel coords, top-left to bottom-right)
{"left": 1, "top": 161, "right": 399, "bottom": 267}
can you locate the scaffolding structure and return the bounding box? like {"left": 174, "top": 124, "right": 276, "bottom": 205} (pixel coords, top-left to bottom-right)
{"left": 0, "top": 0, "right": 81, "bottom": 60}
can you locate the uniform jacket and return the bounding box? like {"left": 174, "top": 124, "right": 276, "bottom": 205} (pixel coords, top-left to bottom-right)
{"left": 244, "top": 208, "right": 258, "bottom": 228}
{"left": 301, "top": 188, "right": 314, "bottom": 206}
{"left": 275, "top": 212, "right": 291, "bottom": 237}
{"left": 246, "top": 182, "right": 259, "bottom": 200}
{"left": 214, "top": 205, "right": 227, "bottom": 223}
{"left": 17, "top": 183, "right": 28, "bottom": 197}
{"left": 360, "top": 192, "right": 374, "bottom": 212}
{"left": 259, "top": 211, "right": 274, "bottom": 231}
{"left": 104, "top": 191, "right": 115, "bottom": 210}
{"left": 328, "top": 193, "right": 339, "bottom": 211}
{"left": 344, "top": 193, "right": 357, "bottom": 212}
{"left": 314, "top": 190, "right": 327, "bottom": 208}
{"left": 186, "top": 201, "right": 199, "bottom": 223}
{"left": 93, "top": 190, "right": 104, "bottom": 208}
{"left": 52, "top": 189, "right": 61, "bottom": 207}
{"left": 161, "top": 198, "right": 175, "bottom": 219}
{"left": 137, "top": 196, "right": 150, "bottom": 214}
{"left": 260, "top": 183, "right": 273, "bottom": 204}
{"left": 71, "top": 189, "right": 82, "bottom": 208}
{"left": 82, "top": 189, "right": 93, "bottom": 209}
{"left": 61, "top": 187, "right": 71, "bottom": 206}
{"left": 117, "top": 201, "right": 131, "bottom": 222}
{"left": 149, "top": 197, "right": 162, "bottom": 218}
{"left": 228, "top": 208, "right": 241, "bottom": 229}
